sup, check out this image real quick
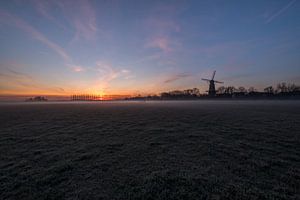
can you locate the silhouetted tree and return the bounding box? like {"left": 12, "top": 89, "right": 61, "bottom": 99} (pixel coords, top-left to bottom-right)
{"left": 248, "top": 87, "right": 256, "bottom": 93}
{"left": 192, "top": 88, "right": 200, "bottom": 96}
{"left": 238, "top": 86, "right": 247, "bottom": 93}
{"left": 276, "top": 82, "right": 288, "bottom": 93}
{"left": 287, "top": 83, "right": 298, "bottom": 92}
{"left": 264, "top": 86, "right": 274, "bottom": 94}
{"left": 225, "top": 86, "right": 236, "bottom": 94}
{"left": 129, "top": 83, "right": 299, "bottom": 101}
{"left": 217, "top": 86, "right": 226, "bottom": 94}
{"left": 160, "top": 88, "right": 200, "bottom": 99}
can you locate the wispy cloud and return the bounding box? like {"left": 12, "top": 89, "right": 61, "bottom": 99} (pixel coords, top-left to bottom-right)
{"left": 96, "top": 61, "right": 120, "bottom": 82}
{"left": 57, "top": 0, "right": 97, "bottom": 41}
{"left": 146, "top": 36, "right": 173, "bottom": 53}
{"left": 32, "top": 0, "right": 67, "bottom": 30}
{"left": 3, "top": 69, "right": 34, "bottom": 82}
{"left": 144, "top": 3, "right": 182, "bottom": 54}
{"left": 93, "top": 61, "right": 131, "bottom": 91}
{"left": 164, "top": 73, "right": 191, "bottom": 83}
{"left": 0, "top": 68, "right": 66, "bottom": 95}
{"left": 68, "top": 65, "right": 85, "bottom": 72}
{"left": 30, "top": 0, "right": 98, "bottom": 41}
{"left": 0, "top": 9, "right": 95, "bottom": 74}
{"left": 265, "top": 0, "right": 296, "bottom": 24}
{"left": 0, "top": 9, "right": 71, "bottom": 62}
{"left": 146, "top": 36, "right": 181, "bottom": 54}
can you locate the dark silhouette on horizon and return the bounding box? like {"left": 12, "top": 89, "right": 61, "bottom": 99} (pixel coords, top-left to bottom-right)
{"left": 124, "top": 82, "right": 300, "bottom": 101}
{"left": 201, "top": 71, "right": 224, "bottom": 96}
{"left": 71, "top": 94, "right": 102, "bottom": 101}
{"left": 25, "top": 96, "right": 48, "bottom": 102}
{"left": 67, "top": 80, "right": 300, "bottom": 102}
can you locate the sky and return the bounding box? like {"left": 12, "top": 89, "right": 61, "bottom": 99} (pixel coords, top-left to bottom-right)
{"left": 0, "top": 0, "right": 299, "bottom": 98}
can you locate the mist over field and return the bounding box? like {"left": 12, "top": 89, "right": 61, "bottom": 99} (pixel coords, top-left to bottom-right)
{"left": 0, "top": 101, "right": 299, "bottom": 199}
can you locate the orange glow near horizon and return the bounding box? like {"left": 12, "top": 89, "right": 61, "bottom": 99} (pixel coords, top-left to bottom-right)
{"left": 1, "top": 1, "right": 299, "bottom": 102}
{"left": 0, "top": 90, "right": 134, "bottom": 101}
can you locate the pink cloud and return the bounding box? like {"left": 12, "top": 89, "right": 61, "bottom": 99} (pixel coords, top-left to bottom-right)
{"left": 146, "top": 36, "right": 174, "bottom": 53}
{"left": 70, "top": 65, "right": 85, "bottom": 72}
{"left": 142, "top": 2, "right": 183, "bottom": 55}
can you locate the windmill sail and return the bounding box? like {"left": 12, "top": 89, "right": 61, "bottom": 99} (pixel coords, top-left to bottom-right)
{"left": 201, "top": 70, "right": 223, "bottom": 96}
{"left": 211, "top": 70, "right": 216, "bottom": 80}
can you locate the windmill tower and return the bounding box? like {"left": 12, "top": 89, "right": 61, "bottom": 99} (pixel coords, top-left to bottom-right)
{"left": 202, "top": 71, "right": 223, "bottom": 96}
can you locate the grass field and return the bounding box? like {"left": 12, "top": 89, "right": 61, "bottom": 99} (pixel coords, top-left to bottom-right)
{"left": 0, "top": 101, "right": 299, "bottom": 199}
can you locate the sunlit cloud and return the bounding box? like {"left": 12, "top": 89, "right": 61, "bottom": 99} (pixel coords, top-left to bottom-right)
{"left": 73, "top": 66, "right": 84, "bottom": 72}
{"left": 0, "top": 9, "right": 71, "bottom": 63}
{"left": 121, "top": 69, "right": 129, "bottom": 73}
{"left": 142, "top": 2, "right": 183, "bottom": 55}
{"left": 91, "top": 61, "right": 132, "bottom": 92}
{"left": 0, "top": 1, "right": 299, "bottom": 97}
{"left": 146, "top": 36, "right": 175, "bottom": 53}
{"left": 96, "top": 61, "right": 119, "bottom": 82}
{"left": 69, "top": 65, "right": 85, "bottom": 72}
{"left": 265, "top": 0, "right": 296, "bottom": 24}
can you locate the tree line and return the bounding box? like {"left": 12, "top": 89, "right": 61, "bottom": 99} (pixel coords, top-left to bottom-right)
{"left": 125, "top": 82, "right": 300, "bottom": 100}
{"left": 216, "top": 83, "right": 299, "bottom": 95}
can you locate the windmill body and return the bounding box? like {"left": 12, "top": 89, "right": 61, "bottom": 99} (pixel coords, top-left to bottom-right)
{"left": 202, "top": 71, "right": 223, "bottom": 96}
{"left": 208, "top": 80, "right": 216, "bottom": 96}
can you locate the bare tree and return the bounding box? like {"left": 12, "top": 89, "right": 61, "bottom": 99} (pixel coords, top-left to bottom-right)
{"left": 225, "top": 86, "right": 236, "bottom": 94}
{"left": 183, "top": 88, "right": 199, "bottom": 96}
{"left": 287, "top": 83, "right": 297, "bottom": 92}
{"left": 277, "top": 82, "right": 288, "bottom": 93}
{"left": 217, "top": 86, "right": 226, "bottom": 94}
{"left": 248, "top": 87, "right": 256, "bottom": 93}
{"left": 238, "top": 86, "right": 247, "bottom": 93}
{"left": 264, "top": 86, "right": 274, "bottom": 94}
{"left": 192, "top": 88, "right": 200, "bottom": 96}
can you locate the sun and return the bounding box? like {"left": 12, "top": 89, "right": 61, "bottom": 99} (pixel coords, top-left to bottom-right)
{"left": 95, "top": 91, "right": 106, "bottom": 100}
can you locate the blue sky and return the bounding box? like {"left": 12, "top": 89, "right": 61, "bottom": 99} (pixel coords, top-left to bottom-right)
{"left": 0, "top": 0, "right": 299, "bottom": 96}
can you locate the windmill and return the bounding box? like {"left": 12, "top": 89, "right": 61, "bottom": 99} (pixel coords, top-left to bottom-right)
{"left": 202, "top": 70, "right": 223, "bottom": 96}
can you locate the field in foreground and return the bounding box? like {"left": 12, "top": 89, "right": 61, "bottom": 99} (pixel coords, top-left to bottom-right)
{"left": 0, "top": 100, "right": 299, "bottom": 200}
